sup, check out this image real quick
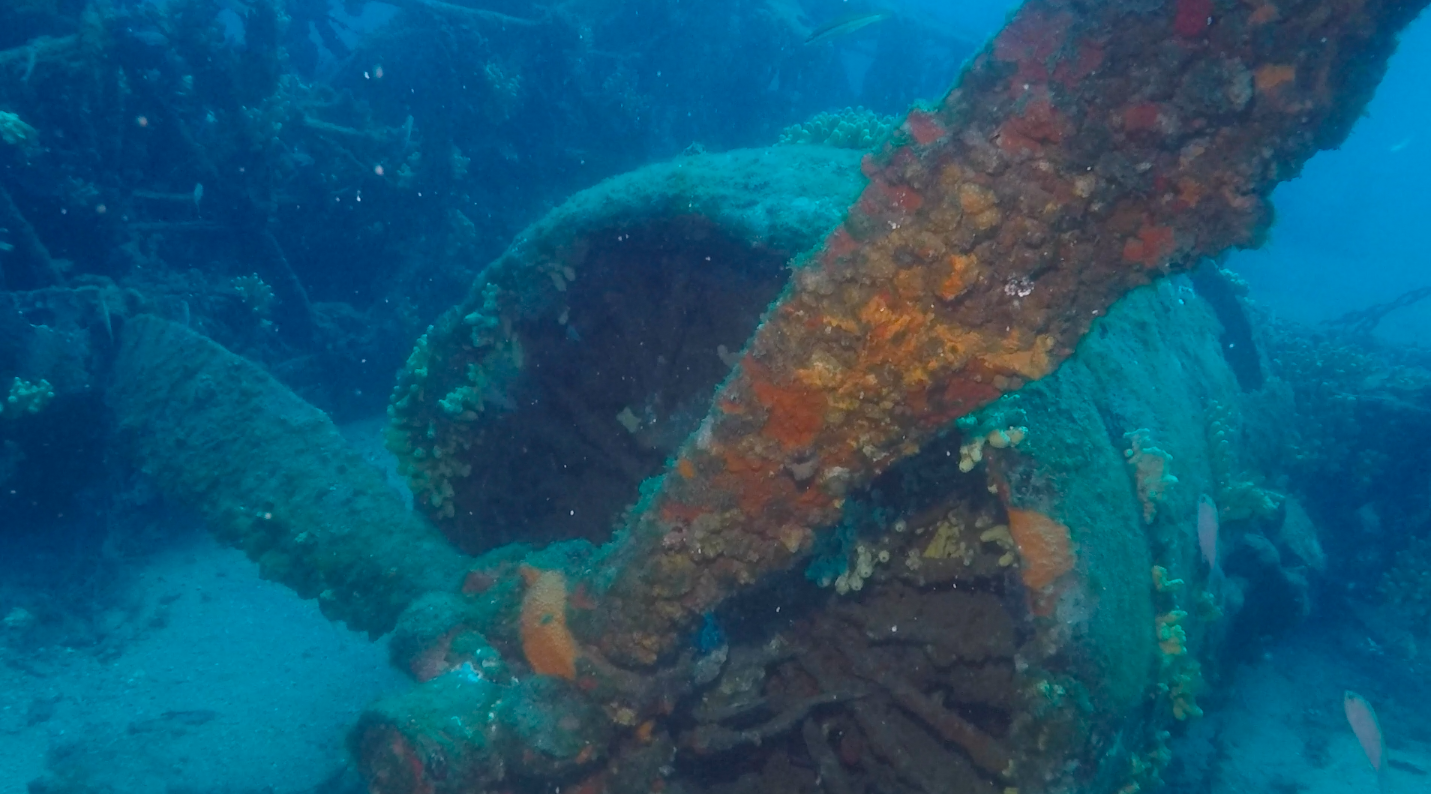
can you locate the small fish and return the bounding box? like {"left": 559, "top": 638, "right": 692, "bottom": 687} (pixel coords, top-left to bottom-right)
{"left": 124, "top": 25, "right": 170, "bottom": 48}
{"left": 401, "top": 115, "right": 416, "bottom": 149}
{"left": 1344, "top": 690, "right": 1390, "bottom": 791}
{"left": 1389, "top": 136, "right": 1413, "bottom": 153}
{"left": 290, "top": 145, "right": 315, "bottom": 168}
{"left": 805, "top": 12, "right": 890, "bottom": 45}
{"left": 127, "top": 709, "right": 219, "bottom": 734}
{"left": 1197, "top": 494, "right": 1221, "bottom": 580}
{"left": 21, "top": 45, "right": 36, "bottom": 84}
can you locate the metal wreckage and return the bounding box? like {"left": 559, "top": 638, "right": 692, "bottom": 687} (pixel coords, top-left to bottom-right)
{"left": 92, "top": 0, "right": 1428, "bottom": 791}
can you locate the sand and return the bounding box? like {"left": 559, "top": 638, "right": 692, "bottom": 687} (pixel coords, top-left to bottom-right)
{"left": 0, "top": 525, "right": 403, "bottom": 793}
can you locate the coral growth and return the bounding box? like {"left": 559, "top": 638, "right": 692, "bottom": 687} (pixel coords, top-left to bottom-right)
{"left": 1153, "top": 606, "right": 1204, "bottom": 720}
{"left": 1205, "top": 401, "right": 1284, "bottom": 523}
{"left": 1114, "top": 730, "right": 1173, "bottom": 794}
{"left": 957, "top": 421, "right": 1029, "bottom": 473}
{"left": 1, "top": 377, "right": 53, "bottom": 418}
{"left": 230, "top": 274, "right": 276, "bottom": 318}
{"left": 1125, "top": 429, "right": 1176, "bottom": 523}
{"left": 1155, "top": 609, "right": 1189, "bottom": 657}
{"left": 1264, "top": 331, "right": 1387, "bottom": 499}
{"left": 1151, "top": 565, "right": 1206, "bottom": 723}
{"left": 778, "top": 107, "right": 896, "bottom": 149}
{"left": 1381, "top": 533, "right": 1431, "bottom": 630}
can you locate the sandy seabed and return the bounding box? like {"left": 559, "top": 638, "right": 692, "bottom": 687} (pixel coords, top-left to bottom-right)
{"left": 0, "top": 527, "right": 403, "bottom": 793}
{"left": 1169, "top": 605, "right": 1431, "bottom": 794}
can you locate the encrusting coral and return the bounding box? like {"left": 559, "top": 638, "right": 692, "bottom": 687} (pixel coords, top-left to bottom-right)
{"left": 1125, "top": 429, "right": 1176, "bottom": 523}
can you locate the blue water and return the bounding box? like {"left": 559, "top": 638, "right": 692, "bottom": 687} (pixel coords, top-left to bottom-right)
{"left": 1235, "top": 10, "right": 1431, "bottom": 344}
{"left": 1, "top": 2, "right": 1429, "bottom": 792}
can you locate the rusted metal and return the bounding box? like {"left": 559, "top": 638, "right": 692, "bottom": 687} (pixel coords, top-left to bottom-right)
{"left": 351, "top": 1, "right": 1427, "bottom": 790}
{"left": 579, "top": 0, "right": 1429, "bottom": 665}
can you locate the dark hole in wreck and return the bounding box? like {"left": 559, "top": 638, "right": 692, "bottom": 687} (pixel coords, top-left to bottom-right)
{"left": 441, "top": 216, "right": 790, "bottom": 554}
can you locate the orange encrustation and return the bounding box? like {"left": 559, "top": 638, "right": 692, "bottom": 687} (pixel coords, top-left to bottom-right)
{"left": 519, "top": 565, "right": 579, "bottom": 680}
{"left": 1005, "top": 509, "right": 1077, "bottom": 592}
{"left": 576, "top": 0, "right": 1428, "bottom": 667}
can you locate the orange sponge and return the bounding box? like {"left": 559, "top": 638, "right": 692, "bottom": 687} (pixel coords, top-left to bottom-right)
{"left": 519, "top": 565, "right": 579, "bottom": 680}
{"left": 1006, "top": 508, "right": 1075, "bottom": 591}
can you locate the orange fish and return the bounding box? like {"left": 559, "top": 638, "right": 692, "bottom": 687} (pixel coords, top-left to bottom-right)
{"left": 1344, "top": 690, "right": 1389, "bottom": 789}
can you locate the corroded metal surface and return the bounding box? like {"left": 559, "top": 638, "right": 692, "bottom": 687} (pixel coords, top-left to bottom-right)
{"left": 582, "top": 0, "right": 1428, "bottom": 665}
{"left": 351, "top": 1, "right": 1427, "bottom": 790}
